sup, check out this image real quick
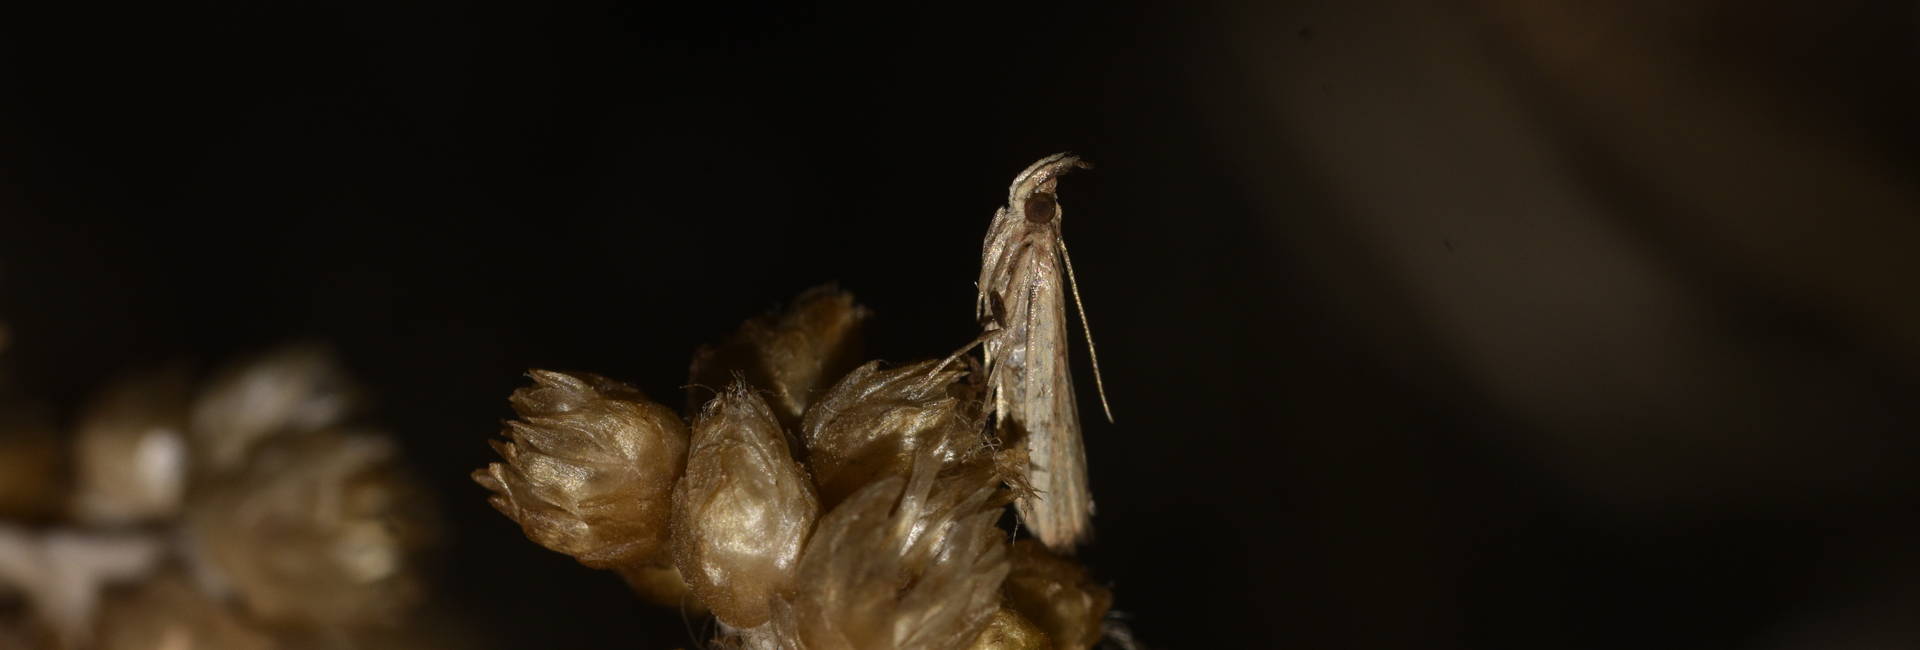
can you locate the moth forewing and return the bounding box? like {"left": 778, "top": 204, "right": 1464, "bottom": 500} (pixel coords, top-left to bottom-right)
{"left": 976, "top": 153, "right": 1098, "bottom": 552}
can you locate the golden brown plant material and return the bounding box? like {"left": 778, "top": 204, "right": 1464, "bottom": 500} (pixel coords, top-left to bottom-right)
{"left": 0, "top": 606, "right": 57, "bottom": 650}
{"left": 0, "top": 526, "right": 163, "bottom": 649}
{"left": 71, "top": 365, "right": 192, "bottom": 526}
{"left": 475, "top": 371, "right": 689, "bottom": 569}
{"left": 671, "top": 382, "right": 819, "bottom": 628}
{"left": 976, "top": 154, "right": 1107, "bottom": 554}
{"left": 782, "top": 460, "right": 1010, "bottom": 650}
{"left": 799, "top": 360, "right": 983, "bottom": 510}
{"left": 0, "top": 406, "right": 63, "bottom": 521}
{"left": 190, "top": 345, "right": 361, "bottom": 473}
{"left": 1001, "top": 540, "right": 1112, "bottom": 650}
{"left": 94, "top": 571, "right": 277, "bottom": 650}
{"left": 964, "top": 607, "right": 1050, "bottom": 650}
{"left": 188, "top": 431, "right": 433, "bottom": 629}
{"left": 688, "top": 285, "right": 870, "bottom": 430}
{"left": 614, "top": 564, "right": 710, "bottom": 618}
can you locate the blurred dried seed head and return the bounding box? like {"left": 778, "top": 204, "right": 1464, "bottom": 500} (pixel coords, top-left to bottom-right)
{"left": 688, "top": 285, "right": 870, "bottom": 430}
{"left": 672, "top": 382, "right": 819, "bottom": 628}
{"left": 800, "top": 360, "right": 984, "bottom": 511}
{"left": 0, "top": 606, "right": 57, "bottom": 650}
{"left": 190, "top": 345, "right": 360, "bottom": 473}
{"left": 187, "top": 431, "right": 432, "bottom": 629}
{"left": 71, "top": 366, "right": 192, "bottom": 526}
{"left": 0, "top": 525, "right": 163, "bottom": 649}
{"left": 0, "top": 404, "right": 64, "bottom": 521}
{"left": 94, "top": 571, "right": 276, "bottom": 650}
{"left": 963, "top": 607, "right": 1049, "bottom": 650}
{"left": 474, "top": 370, "right": 689, "bottom": 569}
{"left": 787, "top": 460, "right": 1009, "bottom": 650}
{"left": 1001, "top": 541, "right": 1111, "bottom": 650}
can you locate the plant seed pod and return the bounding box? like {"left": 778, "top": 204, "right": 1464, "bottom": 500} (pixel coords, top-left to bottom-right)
{"left": 789, "top": 459, "right": 1009, "bottom": 650}
{"left": 187, "top": 430, "right": 434, "bottom": 628}
{"left": 800, "top": 360, "right": 982, "bottom": 510}
{"left": 94, "top": 571, "right": 276, "bottom": 650}
{"left": 71, "top": 365, "right": 192, "bottom": 526}
{"left": 190, "top": 344, "right": 360, "bottom": 473}
{"left": 475, "top": 370, "right": 688, "bottom": 569}
{"left": 671, "top": 382, "right": 818, "bottom": 628}
{"left": 688, "top": 285, "right": 870, "bottom": 430}
{"left": 1001, "top": 540, "right": 1112, "bottom": 650}
{"left": 964, "top": 607, "right": 1049, "bottom": 650}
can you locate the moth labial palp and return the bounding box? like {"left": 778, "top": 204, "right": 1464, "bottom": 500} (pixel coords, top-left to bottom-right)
{"left": 973, "top": 152, "right": 1110, "bottom": 554}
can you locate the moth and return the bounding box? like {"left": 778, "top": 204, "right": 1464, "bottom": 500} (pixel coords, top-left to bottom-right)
{"left": 976, "top": 153, "right": 1110, "bottom": 553}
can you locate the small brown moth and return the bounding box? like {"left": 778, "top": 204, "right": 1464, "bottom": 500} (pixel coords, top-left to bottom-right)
{"left": 976, "top": 153, "right": 1110, "bottom": 553}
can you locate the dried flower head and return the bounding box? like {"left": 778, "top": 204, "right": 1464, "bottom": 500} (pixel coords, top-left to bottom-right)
{"left": 800, "top": 360, "right": 983, "bottom": 510}
{"left": 187, "top": 430, "right": 433, "bottom": 628}
{"left": 672, "top": 382, "right": 819, "bottom": 628}
{"left": 475, "top": 370, "right": 705, "bottom": 614}
{"left": 783, "top": 459, "right": 1010, "bottom": 650}
{"left": 475, "top": 370, "right": 689, "bottom": 569}
{"left": 190, "top": 344, "right": 360, "bottom": 473}
{"left": 71, "top": 366, "right": 192, "bottom": 526}
{"left": 1001, "top": 540, "right": 1112, "bottom": 650}
{"left": 689, "top": 285, "right": 871, "bottom": 429}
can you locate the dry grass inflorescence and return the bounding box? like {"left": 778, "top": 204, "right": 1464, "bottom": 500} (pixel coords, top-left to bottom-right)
{"left": 476, "top": 157, "right": 1134, "bottom": 650}
{"left": 0, "top": 344, "right": 458, "bottom": 650}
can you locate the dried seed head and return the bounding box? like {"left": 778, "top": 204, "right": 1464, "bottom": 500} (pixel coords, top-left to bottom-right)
{"left": 474, "top": 370, "right": 688, "bottom": 569}
{"left": 70, "top": 365, "right": 192, "bottom": 526}
{"left": 964, "top": 607, "right": 1050, "bottom": 650}
{"left": 689, "top": 285, "right": 870, "bottom": 430}
{"left": 800, "top": 360, "right": 985, "bottom": 510}
{"left": 94, "top": 571, "right": 275, "bottom": 650}
{"left": 0, "top": 526, "right": 163, "bottom": 649}
{"left": 672, "top": 382, "right": 819, "bottom": 628}
{"left": 191, "top": 344, "right": 360, "bottom": 473}
{"left": 786, "top": 459, "right": 1010, "bottom": 650}
{"left": 188, "top": 430, "right": 434, "bottom": 628}
{"left": 1001, "top": 540, "right": 1112, "bottom": 650}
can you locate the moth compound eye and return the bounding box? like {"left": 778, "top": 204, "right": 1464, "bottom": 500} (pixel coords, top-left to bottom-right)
{"left": 1023, "top": 193, "right": 1057, "bottom": 224}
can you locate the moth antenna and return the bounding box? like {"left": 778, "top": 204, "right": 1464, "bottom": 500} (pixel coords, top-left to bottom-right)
{"left": 1058, "top": 238, "right": 1113, "bottom": 422}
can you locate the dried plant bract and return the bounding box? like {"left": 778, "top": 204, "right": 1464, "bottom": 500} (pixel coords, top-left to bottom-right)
{"left": 688, "top": 285, "right": 870, "bottom": 430}
{"left": 1001, "top": 540, "right": 1112, "bottom": 650}
{"left": 671, "top": 382, "right": 819, "bottom": 628}
{"left": 786, "top": 461, "right": 1009, "bottom": 650}
{"left": 800, "top": 360, "right": 981, "bottom": 510}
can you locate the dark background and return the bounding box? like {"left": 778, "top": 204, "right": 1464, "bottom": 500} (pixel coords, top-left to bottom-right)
{"left": 4, "top": 2, "right": 1920, "bottom": 648}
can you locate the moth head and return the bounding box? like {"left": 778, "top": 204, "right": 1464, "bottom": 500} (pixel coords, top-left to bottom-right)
{"left": 1008, "top": 153, "right": 1091, "bottom": 225}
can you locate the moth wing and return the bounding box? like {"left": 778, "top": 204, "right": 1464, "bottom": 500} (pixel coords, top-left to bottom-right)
{"left": 1013, "top": 244, "right": 1091, "bottom": 552}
